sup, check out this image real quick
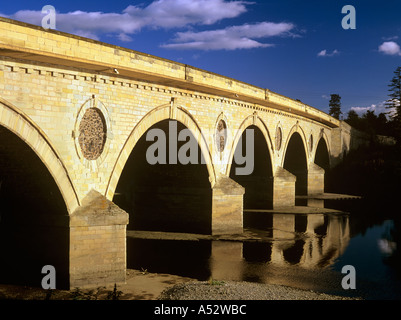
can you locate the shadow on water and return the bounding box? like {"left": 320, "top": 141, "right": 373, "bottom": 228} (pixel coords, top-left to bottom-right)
{"left": 0, "top": 222, "right": 69, "bottom": 289}
{"left": 127, "top": 238, "right": 211, "bottom": 280}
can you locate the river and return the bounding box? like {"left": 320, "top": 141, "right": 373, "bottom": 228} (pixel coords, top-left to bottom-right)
{"left": 127, "top": 199, "right": 401, "bottom": 300}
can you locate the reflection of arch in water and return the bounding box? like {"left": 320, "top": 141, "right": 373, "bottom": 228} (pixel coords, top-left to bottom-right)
{"left": 270, "top": 213, "right": 350, "bottom": 268}
{"left": 283, "top": 240, "right": 305, "bottom": 264}
{"left": 208, "top": 213, "right": 351, "bottom": 283}
{"left": 243, "top": 242, "right": 272, "bottom": 263}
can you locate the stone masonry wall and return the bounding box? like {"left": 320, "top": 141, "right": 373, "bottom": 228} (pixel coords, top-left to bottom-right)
{"left": 0, "top": 56, "right": 336, "bottom": 204}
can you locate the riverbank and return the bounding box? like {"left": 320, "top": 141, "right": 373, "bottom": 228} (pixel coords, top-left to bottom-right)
{"left": 0, "top": 269, "right": 361, "bottom": 300}
{"left": 158, "top": 280, "right": 361, "bottom": 300}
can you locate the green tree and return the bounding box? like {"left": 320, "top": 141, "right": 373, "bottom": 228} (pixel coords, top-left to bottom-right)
{"left": 345, "top": 109, "right": 389, "bottom": 136}
{"left": 385, "top": 66, "right": 401, "bottom": 138}
{"left": 376, "top": 112, "right": 388, "bottom": 135}
{"left": 345, "top": 109, "right": 360, "bottom": 128}
{"left": 386, "top": 66, "right": 401, "bottom": 119}
{"left": 329, "top": 94, "right": 342, "bottom": 119}
{"left": 362, "top": 110, "right": 378, "bottom": 136}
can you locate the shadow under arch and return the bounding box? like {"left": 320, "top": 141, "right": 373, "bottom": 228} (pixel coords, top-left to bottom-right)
{"left": 106, "top": 104, "right": 216, "bottom": 200}
{"left": 227, "top": 116, "right": 274, "bottom": 209}
{"left": 0, "top": 124, "right": 70, "bottom": 288}
{"left": 282, "top": 124, "right": 309, "bottom": 167}
{"left": 314, "top": 136, "right": 331, "bottom": 173}
{"left": 225, "top": 115, "right": 274, "bottom": 176}
{"left": 282, "top": 126, "right": 309, "bottom": 196}
{"left": 111, "top": 106, "right": 215, "bottom": 234}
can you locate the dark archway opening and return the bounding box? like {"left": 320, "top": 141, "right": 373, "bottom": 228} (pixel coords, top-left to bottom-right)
{"left": 113, "top": 120, "right": 212, "bottom": 235}
{"left": 0, "top": 126, "right": 69, "bottom": 289}
{"left": 229, "top": 126, "right": 273, "bottom": 209}
{"left": 315, "top": 138, "right": 330, "bottom": 173}
{"left": 315, "top": 138, "right": 330, "bottom": 192}
{"left": 284, "top": 132, "right": 308, "bottom": 196}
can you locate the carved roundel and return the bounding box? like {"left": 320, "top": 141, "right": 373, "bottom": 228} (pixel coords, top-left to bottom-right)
{"left": 275, "top": 126, "right": 282, "bottom": 151}
{"left": 78, "top": 108, "right": 107, "bottom": 160}
{"left": 216, "top": 119, "right": 227, "bottom": 152}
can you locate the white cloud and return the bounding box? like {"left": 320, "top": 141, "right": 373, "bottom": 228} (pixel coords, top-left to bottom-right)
{"left": 161, "top": 22, "right": 296, "bottom": 50}
{"left": 317, "top": 49, "right": 339, "bottom": 57}
{"left": 2, "top": 0, "right": 250, "bottom": 41}
{"left": 1, "top": 1, "right": 299, "bottom": 51}
{"left": 123, "top": 0, "right": 249, "bottom": 28}
{"left": 378, "top": 41, "right": 401, "bottom": 56}
{"left": 117, "top": 33, "right": 133, "bottom": 42}
{"left": 350, "top": 101, "right": 393, "bottom": 116}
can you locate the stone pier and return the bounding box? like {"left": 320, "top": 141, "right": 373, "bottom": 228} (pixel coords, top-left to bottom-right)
{"left": 69, "top": 190, "right": 128, "bottom": 288}
{"left": 212, "top": 176, "right": 245, "bottom": 235}
{"left": 273, "top": 167, "right": 296, "bottom": 208}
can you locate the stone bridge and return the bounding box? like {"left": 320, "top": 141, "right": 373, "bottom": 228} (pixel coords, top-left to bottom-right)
{"left": 0, "top": 18, "right": 364, "bottom": 289}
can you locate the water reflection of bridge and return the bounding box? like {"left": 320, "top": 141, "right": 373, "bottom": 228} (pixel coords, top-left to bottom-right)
{"left": 127, "top": 212, "right": 350, "bottom": 282}
{"left": 210, "top": 212, "right": 350, "bottom": 280}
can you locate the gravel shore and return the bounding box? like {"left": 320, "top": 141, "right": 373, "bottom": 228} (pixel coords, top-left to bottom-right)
{"left": 158, "top": 280, "right": 361, "bottom": 300}
{"left": 0, "top": 270, "right": 362, "bottom": 300}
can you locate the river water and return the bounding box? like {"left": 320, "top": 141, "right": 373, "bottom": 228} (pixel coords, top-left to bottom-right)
{"left": 127, "top": 199, "right": 401, "bottom": 300}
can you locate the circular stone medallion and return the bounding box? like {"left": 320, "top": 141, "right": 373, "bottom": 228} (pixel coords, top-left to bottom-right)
{"left": 78, "top": 108, "right": 107, "bottom": 160}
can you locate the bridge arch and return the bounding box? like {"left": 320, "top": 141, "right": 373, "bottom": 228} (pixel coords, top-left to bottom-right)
{"left": 281, "top": 123, "right": 309, "bottom": 167}
{"left": 0, "top": 98, "right": 79, "bottom": 213}
{"left": 0, "top": 98, "right": 73, "bottom": 288}
{"left": 110, "top": 104, "right": 214, "bottom": 234}
{"left": 227, "top": 115, "right": 274, "bottom": 209}
{"left": 226, "top": 114, "right": 274, "bottom": 176}
{"left": 314, "top": 131, "right": 331, "bottom": 172}
{"left": 282, "top": 124, "right": 309, "bottom": 195}
{"left": 106, "top": 103, "right": 216, "bottom": 200}
{"left": 313, "top": 130, "right": 331, "bottom": 172}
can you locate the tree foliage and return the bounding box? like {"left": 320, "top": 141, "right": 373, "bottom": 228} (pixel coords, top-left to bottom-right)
{"left": 385, "top": 66, "right": 401, "bottom": 120}
{"left": 345, "top": 109, "right": 391, "bottom": 136}
{"left": 385, "top": 66, "right": 401, "bottom": 138}
{"left": 343, "top": 67, "right": 401, "bottom": 140}
{"left": 329, "top": 94, "right": 342, "bottom": 119}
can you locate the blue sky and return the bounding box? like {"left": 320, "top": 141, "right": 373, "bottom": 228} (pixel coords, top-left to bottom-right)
{"left": 1, "top": 0, "right": 401, "bottom": 116}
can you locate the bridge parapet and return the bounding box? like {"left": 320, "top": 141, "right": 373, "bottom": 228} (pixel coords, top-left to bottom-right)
{"left": 0, "top": 17, "right": 339, "bottom": 128}
{"left": 266, "top": 91, "right": 340, "bottom": 128}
